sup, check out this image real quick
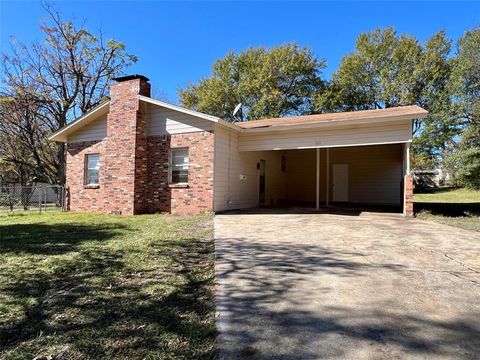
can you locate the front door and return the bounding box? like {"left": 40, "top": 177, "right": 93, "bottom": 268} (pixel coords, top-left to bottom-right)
{"left": 333, "top": 164, "right": 348, "bottom": 202}
{"left": 259, "top": 159, "right": 266, "bottom": 205}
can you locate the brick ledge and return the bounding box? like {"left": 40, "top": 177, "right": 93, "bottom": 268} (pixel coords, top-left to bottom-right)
{"left": 168, "top": 184, "right": 189, "bottom": 189}
{"left": 84, "top": 184, "right": 100, "bottom": 189}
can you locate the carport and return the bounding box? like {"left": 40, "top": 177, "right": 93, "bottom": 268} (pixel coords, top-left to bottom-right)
{"left": 279, "top": 144, "right": 405, "bottom": 211}
{"left": 213, "top": 106, "right": 428, "bottom": 215}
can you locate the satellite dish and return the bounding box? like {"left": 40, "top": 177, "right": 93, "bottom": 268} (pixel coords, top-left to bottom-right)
{"left": 233, "top": 103, "right": 242, "bottom": 118}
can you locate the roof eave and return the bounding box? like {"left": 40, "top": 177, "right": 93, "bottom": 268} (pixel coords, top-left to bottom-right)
{"left": 241, "top": 111, "right": 428, "bottom": 133}
{"left": 49, "top": 97, "right": 243, "bottom": 143}
{"left": 138, "top": 96, "right": 242, "bottom": 132}
{"left": 138, "top": 95, "right": 220, "bottom": 122}
{"left": 48, "top": 101, "right": 110, "bottom": 143}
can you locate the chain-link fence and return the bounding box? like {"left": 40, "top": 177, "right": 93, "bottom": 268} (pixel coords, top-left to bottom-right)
{"left": 0, "top": 184, "right": 65, "bottom": 212}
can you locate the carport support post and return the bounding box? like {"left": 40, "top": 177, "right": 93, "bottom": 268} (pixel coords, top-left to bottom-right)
{"left": 326, "top": 148, "right": 330, "bottom": 206}
{"left": 405, "top": 142, "right": 411, "bottom": 174}
{"left": 316, "top": 148, "right": 320, "bottom": 210}
{"left": 403, "top": 143, "right": 414, "bottom": 216}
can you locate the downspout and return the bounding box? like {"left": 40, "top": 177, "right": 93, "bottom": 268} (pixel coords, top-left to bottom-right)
{"left": 326, "top": 148, "right": 330, "bottom": 206}
{"left": 227, "top": 129, "right": 232, "bottom": 206}
{"left": 316, "top": 148, "right": 320, "bottom": 209}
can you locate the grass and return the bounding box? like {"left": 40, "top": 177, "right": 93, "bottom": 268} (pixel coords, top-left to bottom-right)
{"left": 414, "top": 187, "right": 480, "bottom": 232}
{"left": 0, "top": 211, "right": 216, "bottom": 359}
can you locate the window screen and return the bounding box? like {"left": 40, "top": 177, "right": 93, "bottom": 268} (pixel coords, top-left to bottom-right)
{"left": 170, "top": 148, "right": 189, "bottom": 184}
{"left": 85, "top": 154, "right": 100, "bottom": 185}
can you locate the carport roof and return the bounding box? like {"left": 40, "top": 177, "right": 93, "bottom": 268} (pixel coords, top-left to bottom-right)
{"left": 235, "top": 105, "right": 428, "bottom": 129}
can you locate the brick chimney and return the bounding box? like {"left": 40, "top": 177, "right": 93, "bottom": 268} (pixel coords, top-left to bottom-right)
{"left": 103, "top": 75, "right": 151, "bottom": 214}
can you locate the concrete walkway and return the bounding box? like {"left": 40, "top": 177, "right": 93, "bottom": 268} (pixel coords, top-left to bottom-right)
{"left": 214, "top": 210, "right": 480, "bottom": 360}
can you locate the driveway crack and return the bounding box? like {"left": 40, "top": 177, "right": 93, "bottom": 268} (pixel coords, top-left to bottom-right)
{"left": 372, "top": 224, "right": 480, "bottom": 288}
{"left": 443, "top": 253, "right": 479, "bottom": 274}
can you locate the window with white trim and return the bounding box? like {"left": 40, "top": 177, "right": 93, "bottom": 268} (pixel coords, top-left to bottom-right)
{"left": 85, "top": 154, "right": 100, "bottom": 185}
{"left": 170, "top": 148, "right": 189, "bottom": 184}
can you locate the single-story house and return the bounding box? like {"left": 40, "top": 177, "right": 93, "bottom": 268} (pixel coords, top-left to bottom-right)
{"left": 49, "top": 74, "right": 428, "bottom": 216}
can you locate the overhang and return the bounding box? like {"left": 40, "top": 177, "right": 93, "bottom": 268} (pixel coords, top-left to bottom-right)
{"left": 48, "top": 101, "right": 110, "bottom": 142}
{"left": 49, "top": 98, "right": 427, "bottom": 145}
{"left": 236, "top": 106, "right": 428, "bottom": 152}
{"left": 235, "top": 105, "right": 428, "bottom": 131}
{"left": 49, "top": 96, "right": 239, "bottom": 142}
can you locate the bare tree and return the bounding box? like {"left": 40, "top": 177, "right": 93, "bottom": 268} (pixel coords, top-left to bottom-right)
{"left": 0, "top": 3, "right": 137, "bottom": 185}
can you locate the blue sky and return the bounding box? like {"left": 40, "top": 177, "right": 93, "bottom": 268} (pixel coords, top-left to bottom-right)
{"left": 1, "top": 1, "right": 479, "bottom": 103}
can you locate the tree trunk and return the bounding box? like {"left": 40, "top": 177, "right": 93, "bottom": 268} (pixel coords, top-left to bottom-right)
{"left": 56, "top": 142, "right": 66, "bottom": 186}
{"left": 19, "top": 171, "right": 29, "bottom": 210}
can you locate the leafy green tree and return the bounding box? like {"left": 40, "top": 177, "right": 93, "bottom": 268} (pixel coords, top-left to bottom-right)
{"left": 445, "top": 127, "right": 480, "bottom": 188}
{"left": 316, "top": 28, "right": 423, "bottom": 111}
{"left": 315, "top": 28, "right": 457, "bottom": 165}
{"left": 179, "top": 44, "right": 325, "bottom": 121}
{"left": 452, "top": 27, "right": 480, "bottom": 128}
{"left": 0, "top": 4, "right": 136, "bottom": 185}
{"left": 414, "top": 31, "right": 458, "bottom": 160}
{"left": 446, "top": 27, "right": 480, "bottom": 188}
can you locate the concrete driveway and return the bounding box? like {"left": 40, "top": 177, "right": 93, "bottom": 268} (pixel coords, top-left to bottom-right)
{"left": 214, "top": 210, "right": 480, "bottom": 360}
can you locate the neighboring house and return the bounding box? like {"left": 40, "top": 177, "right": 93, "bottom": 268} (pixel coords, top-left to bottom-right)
{"left": 49, "top": 75, "right": 428, "bottom": 216}
{"left": 412, "top": 169, "right": 453, "bottom": 188}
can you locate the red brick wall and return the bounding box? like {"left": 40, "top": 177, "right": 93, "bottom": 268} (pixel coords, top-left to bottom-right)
{"left": 145, "top": 135, "right": 170, "bottom": 213}
{"left": 146, "top": 131, "right": 214, "bottom": 215}
{"left": 65, "top": 76, "right": 214, "bottom": 215}
{"left": 404, "top": 174, "right": 414, "bottom": 216}
{"left": 66, "top": 140, "right": 106, "bottom": 212}
{"left": 66, "top": 131, "right": 214, "bottom": 215}
{"left": 102, "top": 78, "right": 150, "bottom": 215}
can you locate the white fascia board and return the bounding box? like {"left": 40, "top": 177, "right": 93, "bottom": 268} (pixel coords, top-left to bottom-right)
{"left": 239, "top": 139, "right": 413, "bottom": 152}
{"left": 216, "top": 119, "right": 243, "bottom": 132}
{"left": 139, "top": 96, "right": 219, "bottom": 123}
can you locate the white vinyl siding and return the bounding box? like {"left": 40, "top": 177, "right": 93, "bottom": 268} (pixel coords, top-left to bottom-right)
{"left": 67, "top": 102, "right": 215, "bottom": 142}
{"left": 213, "top": 125, "right": 286, "bottom": 212}
{"left": 282, "top": 145, "right": 402, "bottom": 205}
{"left": 213, "top": 129, "right": 404, "bottom": 211}
{"left": 214, "top": 125, "right": 255, "bottom": 211}
{"left": 328, "top": 144, "right": 403, "bottom": 205}
{"left": 237, "top": 120, "right": 412, "bottom": 152}
{"left": 146, "top": 104, "right": 214, "bottom": 135}
{"left": 283, "top": 149, "right": 321, "bottom": 203}
{"left": 68, "top": 115, "right": 107, "bottom": 143}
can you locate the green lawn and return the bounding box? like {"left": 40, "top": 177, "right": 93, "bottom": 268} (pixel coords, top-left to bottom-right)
{"left": 414, "top": 187, "right": 480, "bottom": 232}
{"left": 0, "top": 212, "right": 216, "bottom": 359}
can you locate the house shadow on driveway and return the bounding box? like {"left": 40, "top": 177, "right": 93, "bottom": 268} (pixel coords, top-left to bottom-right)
{"left": 214, "top": 215, "right": 480, "bottom": 360}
